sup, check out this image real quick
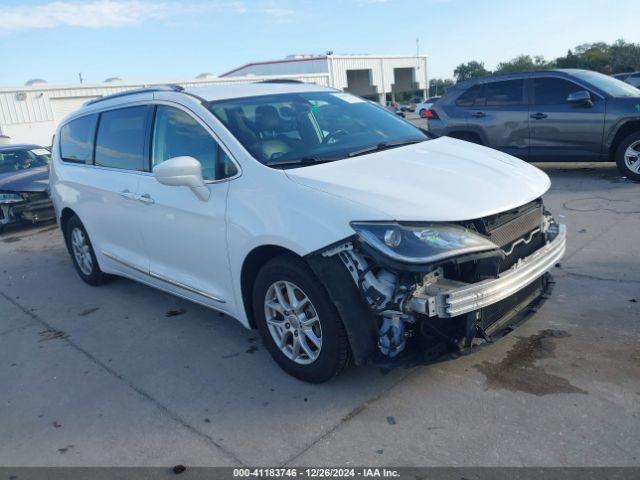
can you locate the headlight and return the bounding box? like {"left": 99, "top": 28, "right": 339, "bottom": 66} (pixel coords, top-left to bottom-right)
{"left": 351, "top": 222, "right": 499, "bottom": 264}
{"left": 0, "top": 192, "right": 24, "bottom": 204}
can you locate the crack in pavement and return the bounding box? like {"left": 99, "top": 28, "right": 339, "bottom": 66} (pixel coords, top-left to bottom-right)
{"left": 280, "top": 367, "right": 418, "bottom": 466}
{"left": 0, "top": 289, "right": 246, "bottom": 467}
{"left": 563, "top": 271, "right": 640, "bottom": 284}
{"left": 563, "top": 196, "right": 640, "bottom": 214}
{"left": 0, "top": 322, "right": 37, "bottom": 338}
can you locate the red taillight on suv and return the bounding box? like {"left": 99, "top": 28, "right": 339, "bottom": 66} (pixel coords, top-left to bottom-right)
{"left": 425, "top": 109, "right": 439, "bottom": 120}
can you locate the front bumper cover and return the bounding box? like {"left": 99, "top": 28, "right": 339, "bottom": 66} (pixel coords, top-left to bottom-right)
{"left": 411, "top": 224, "right": 566, "bottom": 318}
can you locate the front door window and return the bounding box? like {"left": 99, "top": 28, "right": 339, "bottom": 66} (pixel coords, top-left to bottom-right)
{"left": 152, "top": 106, "right": 237, "bottom": 180}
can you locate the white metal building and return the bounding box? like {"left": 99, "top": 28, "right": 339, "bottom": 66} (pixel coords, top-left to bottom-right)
{"left": 0, "top": 54, "right": 427, "bottom": 146}
{"left": 222, "top": 54, "right": 428, "bottom": 102}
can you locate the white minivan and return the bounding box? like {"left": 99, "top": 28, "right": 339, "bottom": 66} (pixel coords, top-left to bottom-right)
{"left": 50, "top": 82, "right": 566, "bottom": 383}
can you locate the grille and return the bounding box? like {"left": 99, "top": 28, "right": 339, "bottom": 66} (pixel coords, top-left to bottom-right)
{"left": 479, "top": 199, "right": 545, "bottom": 273}
{"left": 446, "top": 198, "right": 546, "bottom": 281}
{"left": 480, "top": 276, "right": 544, "bottom": 331}
{"left": 499, "top": 231, "right": 545, "bottom": 271}
{"left": 486, "top": 206, "right": 543, "bottom": 248}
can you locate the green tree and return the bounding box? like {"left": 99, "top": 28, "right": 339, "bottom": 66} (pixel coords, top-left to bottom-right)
{"left": 453, "top": 61, "right": 490, "bottom": 82}
{"left": 555, "top": 49, "right": 579, "bottom": 69}
{"left": 495, "top": 55, "right": 554, "bottom": 74}
{"left": 608, "top": 39, "right": 640, "bottom": 73}
{"left": 449, "top": 39, "right": 640, "bottom": 85}
{"left": 429, "top": 78, "right": 455, "bottom": 97}
{"left": 573, "top": 42, "right": 611, "bottom": 72}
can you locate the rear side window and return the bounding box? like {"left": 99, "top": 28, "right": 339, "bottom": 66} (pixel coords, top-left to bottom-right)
{"left": 59, "top": 114, "right": 98, "bottom": 164}
{"left": 533, "top": 77, "right": 584, "bottom": 105}
{"left": 95, "top": 106, "right": 151, "bottom": 171}
{"left": 151, "top": 105, "right": 238, "bottom": 181}
{"left": 456, "top": 84, "right": 484, "bottom": 107}
{"left": 485, "top": 80, "right": 525, "bottom": 106}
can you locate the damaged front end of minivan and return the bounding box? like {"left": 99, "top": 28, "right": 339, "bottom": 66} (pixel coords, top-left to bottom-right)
{"left": 307, "top": 199, "right": 566, "bottom": 366}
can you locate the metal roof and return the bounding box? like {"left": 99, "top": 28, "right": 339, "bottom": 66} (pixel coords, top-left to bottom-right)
{"left": 220, "top": 56, "right": 328, "bottom": 77}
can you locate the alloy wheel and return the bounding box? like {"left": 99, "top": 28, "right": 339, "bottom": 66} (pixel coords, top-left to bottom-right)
{"left": 624, "top": 140, "right": 640, "bottom": 174}
{"left": 264, "top": 280, "right": 322, "bottom": 365}
{"left": 71, "top": 227, "right": 93, "bottom": 276}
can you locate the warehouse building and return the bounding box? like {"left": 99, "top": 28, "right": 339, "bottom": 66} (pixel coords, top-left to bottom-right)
{"left": 0, "top": 53, "right": 427, "bottom": 146}
{"left": 221, "top": 53, "right": 428, "bottom": 102}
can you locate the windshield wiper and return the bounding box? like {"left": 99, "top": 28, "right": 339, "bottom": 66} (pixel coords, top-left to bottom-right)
{"left": 348, "top": 139, "right": 424, "bottom": 158}
{"left": 269, "top": 156, "right": 339, "bottom": 168}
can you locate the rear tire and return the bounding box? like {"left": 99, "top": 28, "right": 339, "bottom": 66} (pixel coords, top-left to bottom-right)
{"left": 64, "top": 215, "right": 113, "bottom": 286}
{"left": 615, "top": 131, "right": 640, "bottom": 182}
{"left": 252, "top": 254, "right": 350, "bottom": 383}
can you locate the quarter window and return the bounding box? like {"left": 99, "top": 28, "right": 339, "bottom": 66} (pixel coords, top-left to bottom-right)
{"left": 533, "top": 77, "right": 585, "bottom": 105}
{"left": 60, "top": 114, "right": 98, "bottom": 164}
{"left": 151, "top": 106, "right": 237, "bottom": 181}
{"left": 95, "top": 106, "right": 151, "bottom": 171}
{"left": 484, "top": 80, "right": 525, "bottom": 106}
{"left": 456, "top": 84, "right": 484, "bottom": 107}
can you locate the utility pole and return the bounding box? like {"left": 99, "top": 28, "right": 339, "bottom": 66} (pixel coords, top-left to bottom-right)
{"left": 417, "top": 37, "right": 428, "bottom": 99}
{"left": 78, "top": 72, "right": 83, "bottom": 84}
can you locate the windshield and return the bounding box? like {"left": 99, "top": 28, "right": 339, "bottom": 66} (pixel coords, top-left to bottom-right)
{"left": 207, "top": 91, "right": 427, "bottom": 167}
{"left": 572, "top": 70, "right": 640, "bottom": 97}
{"left": 0, "top": 148, "right": 50, "bottom": 175}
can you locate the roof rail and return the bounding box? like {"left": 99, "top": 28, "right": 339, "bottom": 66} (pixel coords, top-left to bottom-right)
{"left": 258, "top": 79, "right": 304, "bottom": 84}
{"left": 85, "top": 84, "right": 184, "bottom": 106}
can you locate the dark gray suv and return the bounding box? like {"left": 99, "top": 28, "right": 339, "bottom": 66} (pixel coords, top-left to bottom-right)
{"left": 427, "top": 69, "right": 640, "bottom": 180}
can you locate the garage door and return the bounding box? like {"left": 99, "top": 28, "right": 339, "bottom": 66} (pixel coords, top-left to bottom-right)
{"left": 51, "top": 97, "right": 98, "bottom": 123}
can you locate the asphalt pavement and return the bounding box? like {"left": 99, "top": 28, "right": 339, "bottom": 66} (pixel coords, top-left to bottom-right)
{"left": 1, "top": 161, "right": 638, "bottom": 467}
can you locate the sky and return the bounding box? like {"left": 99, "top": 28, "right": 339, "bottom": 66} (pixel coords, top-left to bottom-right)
{"left": 0, "top": 0, "right": 638, "bottom": 87}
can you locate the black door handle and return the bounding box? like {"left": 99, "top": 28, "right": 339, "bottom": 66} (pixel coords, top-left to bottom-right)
{"left": 530, "top": 112, "right": 548, "bottom": 119}
{"left": 471, "top": 111, "right": 486, "bottom": 118}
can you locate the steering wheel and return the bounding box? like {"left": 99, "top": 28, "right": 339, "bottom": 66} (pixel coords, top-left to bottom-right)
{"left": 322, "top": 129, "right": 349, "bottom": 145}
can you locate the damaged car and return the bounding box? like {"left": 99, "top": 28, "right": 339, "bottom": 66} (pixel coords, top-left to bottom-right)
{"left": 50, "top": 83, "right": 566, "bottom": 383}
{"left": 0, "top": 144, "right": 54, "bottom": 233}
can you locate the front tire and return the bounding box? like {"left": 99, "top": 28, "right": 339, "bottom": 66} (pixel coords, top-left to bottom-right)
{"left": 64, "top": 215, "right": 112, "bottom": 286}
{"left": 615, "top": 131, "right": 640, "bottom": 181}
{"left": 252, "top": 255, "right": 350, "bottom": 383}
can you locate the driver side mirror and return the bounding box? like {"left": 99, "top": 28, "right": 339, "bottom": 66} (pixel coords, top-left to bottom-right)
{"left": 567, "top": 90, "right": 593, "bottom": 107}
{"left": 153, "top": 156, "right": 210, "bottom": 201}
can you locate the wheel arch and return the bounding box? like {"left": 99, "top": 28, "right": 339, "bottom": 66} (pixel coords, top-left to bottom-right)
{"left": 239, "top": 244, "right": 376, "bottom": 365}
{"left": 608, "top": 119, "right": 640, "bottom": 160}
{"left": 59, "top": 207, "right": 78, "bottom": 253}
{"left": 240, "top": 244, "right": 302, "bottom": 329}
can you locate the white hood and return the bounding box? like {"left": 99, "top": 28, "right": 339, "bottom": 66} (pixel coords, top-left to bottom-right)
{"left": 285, "top": 137, "right": 551, "bottom": 222}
